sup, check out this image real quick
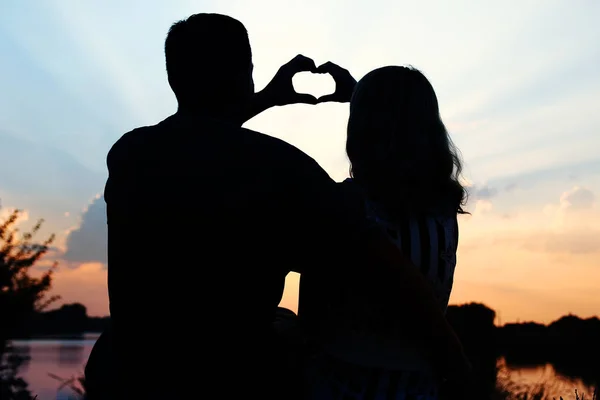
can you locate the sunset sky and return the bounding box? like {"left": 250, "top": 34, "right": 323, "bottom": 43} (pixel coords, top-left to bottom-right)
{"left": 1, "top": 0, "right": 599, "bottom": 324}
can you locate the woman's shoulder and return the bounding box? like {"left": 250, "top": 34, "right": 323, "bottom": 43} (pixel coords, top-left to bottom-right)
{"left": 337, "top": 178, "right": 369, "bottom": 207}
{"left": 338, "top": 177, "right": 361, "bottom": 193}
{"left": 337, "top": 178, "right": 459, "bottom": 230}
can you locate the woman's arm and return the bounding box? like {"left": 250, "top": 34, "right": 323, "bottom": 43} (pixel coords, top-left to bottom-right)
{"left": 366, "top": 229, "right": 472, "bottom": 382}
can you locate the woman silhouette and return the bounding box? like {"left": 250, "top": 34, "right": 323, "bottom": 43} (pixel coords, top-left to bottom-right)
{"left": 301, "top": 65, "right": 469, "bottom": 400}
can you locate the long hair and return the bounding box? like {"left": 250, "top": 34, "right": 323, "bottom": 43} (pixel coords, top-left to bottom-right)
{"left": 346, "top": 65, "right": 467, "bottom": 219}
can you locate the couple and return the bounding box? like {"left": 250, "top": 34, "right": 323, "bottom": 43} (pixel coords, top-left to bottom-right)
{"left": 85, "top": 12, "right": 471, "bottom": 400}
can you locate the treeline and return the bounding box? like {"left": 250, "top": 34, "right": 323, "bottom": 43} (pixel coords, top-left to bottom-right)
{"left": 11, "top": 303, "right": 110, "bottom": 339}
{"left": 446, "top": 302, "right": 499, "bottom": 397}
{"left": 497, "top": 314, "right": 600, "bottom": 387}
{"left": 11, "top": 301, "right": 600, "bottom": 388}
{"left": 445, "top": 303, "right": 600, "bottom": 390}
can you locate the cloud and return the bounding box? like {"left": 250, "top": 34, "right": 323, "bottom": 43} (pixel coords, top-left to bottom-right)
{"left": 524, "top": 186, "right": 600, "bottom": 254}
{"left": 50, "top": 262, "right": 108, "bottom": 317}
{"left": 63, "top": 195, "right": 107, "bottom": 265}
{"left": 466, "top": 185, "right": 600, "bottom": 255}
{"left": 463, "top": 184, "right": 508, "bottom": 216}
{"left": 0, "top": 206, "right": 29, "bottom": 225}
{"left": 530, "top": 230, "right": 600, "bottom": 255}
{"left": 543, "top": 186, "right": 597, "bottom": 231}
{"left": 473, "top": 199, "right": 494, "bottom": 216}
{"left": 2, "top": 0, "right": 600, "bottom": 324}
{"left": 560, "top": 186, "right": 595, "bottom": 211}
{"left": 0, "top": 131, "right": 106, "bottom": 247}
{"left": 454, "top": 185, "right": 600, "bottom": 322}
{"left": 470, "top": 185, "right": 499, "bottom": 200}
{"left": 464, "top": 183, "right": 518, "bottom": 214}
{"left": 0, "top": 132, "right": 104, "bottom": 203}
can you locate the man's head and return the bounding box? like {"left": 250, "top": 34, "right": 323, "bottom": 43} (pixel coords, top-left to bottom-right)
{"left": 165, "top": 13, "right": 254, "bottom": 114}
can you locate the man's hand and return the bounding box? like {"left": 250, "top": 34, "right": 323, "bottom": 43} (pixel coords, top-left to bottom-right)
{"left": 241, "top": 55, "right": 317, "bottom": 123}
{"left": 263, "top": 54, "right": 319, "bottom": 106}
{"left": 315, "top": 61, "right": 357, "bottom": 104}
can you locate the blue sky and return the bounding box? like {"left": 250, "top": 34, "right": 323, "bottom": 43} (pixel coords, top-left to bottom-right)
{"left": 1, "top": 0, "right": 599, "bottom": 321}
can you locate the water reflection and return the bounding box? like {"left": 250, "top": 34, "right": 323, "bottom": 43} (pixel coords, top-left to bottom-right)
{"left": 57, "top": 344, "right": 84, "bottom": 367}
{"left": 498, "top": 358, "right": 597, "bottom": 399}
{"left": 10, "top": 334, "right": 99, "bottom": 400}
{"left": 7, "top": 335, "right": 597, "bottom": 400}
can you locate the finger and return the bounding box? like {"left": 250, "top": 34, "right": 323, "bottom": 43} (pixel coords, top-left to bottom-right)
{"left": 316, "top": 94, "right": 337, "bottom": 104}
{"left": 293, "top": 93, "right": 318, "bottom": 105}
{"left": 316, "top": 61, "right": 343, "bottom": 74}
{"left": 297, "top": 54, "right": 318, "bottom": 72}
{"left": 290, "top": 54, "right": 317, "bottom": 73}
{"left": 315, "top": 61, "right": 334, "bottom": 73}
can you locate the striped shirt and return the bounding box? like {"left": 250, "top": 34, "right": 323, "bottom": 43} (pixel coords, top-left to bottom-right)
{"left": 315, "top": 179, "right": 460, "bottom": 372}
{"left": 362, "top": 183, "right": 459, "bottom": 312}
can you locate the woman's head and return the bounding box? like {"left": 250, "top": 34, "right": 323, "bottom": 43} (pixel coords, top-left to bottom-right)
{"left": 347, "top": 66, "right": 467, "bottom": 216}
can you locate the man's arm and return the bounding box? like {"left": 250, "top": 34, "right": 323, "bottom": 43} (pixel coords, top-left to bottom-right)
{"left": 242, "top": 89, "right": 280, "bottom": 123}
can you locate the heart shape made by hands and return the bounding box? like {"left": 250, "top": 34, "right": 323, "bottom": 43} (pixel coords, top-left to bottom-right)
{"left": 292, "top": 71, "right": 336, "bottom": 100}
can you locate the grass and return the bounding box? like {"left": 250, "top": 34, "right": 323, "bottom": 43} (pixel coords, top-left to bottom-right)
{"left": 47, "top": 373, "right": 86, "bottom": 399}
{"left": 43, "top": 371, "right": 596, "bottom": 400}
{"left": 494, "top": 368, "right": 598, "bottom": 400}
{"left": 494, "top": 384, "right": 597, "bottom": 400}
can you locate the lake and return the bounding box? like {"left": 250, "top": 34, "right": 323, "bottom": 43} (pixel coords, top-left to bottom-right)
{"left": 7, "top": 334, "right": 597, "bottom": 400}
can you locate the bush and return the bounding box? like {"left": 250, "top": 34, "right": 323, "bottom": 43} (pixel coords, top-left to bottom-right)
{"left": 1, "top": 207, "right": 59, "bottom": 400}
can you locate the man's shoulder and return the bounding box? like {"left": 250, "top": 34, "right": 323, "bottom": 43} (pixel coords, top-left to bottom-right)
{"left": 238, "top": 127, "right": 322, "bottom": 169}
{"left": 106, "top": 120, "right": 167, "bottom": 169}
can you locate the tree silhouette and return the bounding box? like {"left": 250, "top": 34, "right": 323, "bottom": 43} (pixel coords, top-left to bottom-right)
{"left": 0, "top": 207, "right": 59, "bottom": 400}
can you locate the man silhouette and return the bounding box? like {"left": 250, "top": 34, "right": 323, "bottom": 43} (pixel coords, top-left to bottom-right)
{"left": 85, "top": 13, "right": 471, "bottom": 400}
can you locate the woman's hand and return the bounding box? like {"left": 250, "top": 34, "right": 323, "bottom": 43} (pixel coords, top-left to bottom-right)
{"left": 314, "top": 61, "right": 357, "bottom": 104}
